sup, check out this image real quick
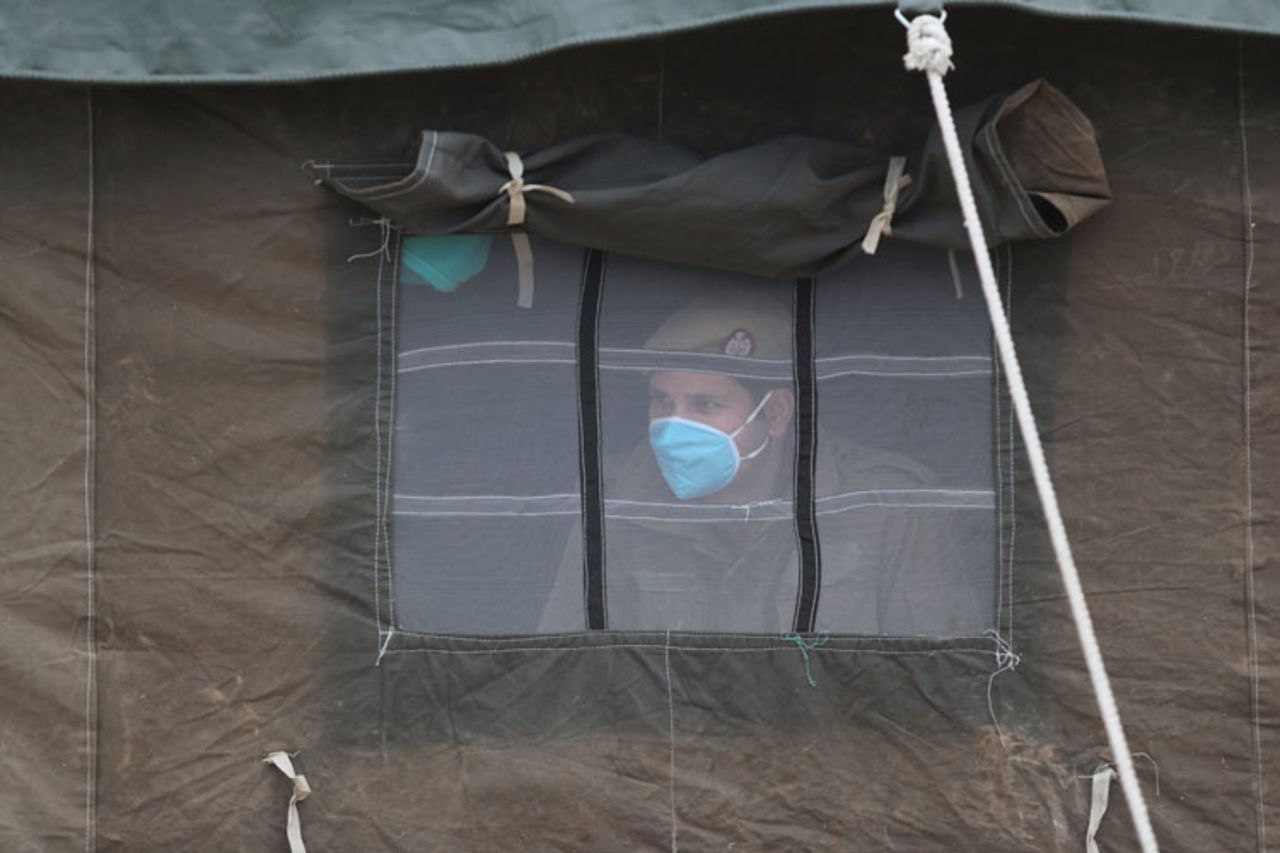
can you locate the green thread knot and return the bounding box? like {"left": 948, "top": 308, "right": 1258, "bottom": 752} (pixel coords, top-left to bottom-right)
{"left": 781, "top": 632, "right": 829, "bottom": 688}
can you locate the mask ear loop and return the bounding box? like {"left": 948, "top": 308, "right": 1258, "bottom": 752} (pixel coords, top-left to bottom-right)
{"left": 740, "top": 434, "right": 771, "bottom": 462}
{"left": 730, "top": 390, "right": 774, "bottom": 462}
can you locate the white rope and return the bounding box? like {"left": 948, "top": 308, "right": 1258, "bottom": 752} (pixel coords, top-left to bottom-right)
{"left": 264, "top": 752, "right": 312, "bottom": 853}
{"left": 900, "top": 12, "right": 1159, "bottom": 853}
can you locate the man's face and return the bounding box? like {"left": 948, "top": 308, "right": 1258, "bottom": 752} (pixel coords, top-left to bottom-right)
{"left": 648, "top": 371, "right": 762, "bottom": 444}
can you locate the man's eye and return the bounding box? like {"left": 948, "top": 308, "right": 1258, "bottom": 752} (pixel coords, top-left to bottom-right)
{"left": 694, "top": 400, "right": 724, "bottom": 413}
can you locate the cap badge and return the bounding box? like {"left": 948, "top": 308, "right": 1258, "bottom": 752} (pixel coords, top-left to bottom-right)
{"left": 723, "top": 329, "right": 754, "bottom": 357}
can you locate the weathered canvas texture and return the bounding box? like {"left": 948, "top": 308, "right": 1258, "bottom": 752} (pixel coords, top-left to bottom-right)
{"left": 0, "top": 9, "right": 1275, "bottom": 852}
{"left": 1, "top": 0, "right": 1278, "bottom": 83}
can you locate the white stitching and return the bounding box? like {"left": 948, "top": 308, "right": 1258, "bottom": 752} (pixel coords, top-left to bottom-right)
{"left": 1239, "top": 37, "right": 1267, "bottom": 852}
{"left": 395, "top": 510, "right": 579, "bottom": 518}
{"left": 393, "top": 488, "right": 993, "bottom": 505}
{"left": 380, "top": 645, "right": 994, "bottom": 656}
{"left": 372, "top": 226, "right": 385, "bottom": 644}
{"left": 401, "top": 361, "right": 988, "bottom": 379}
{"left": 399, "top": 357, "right": 577, "bottom": 373}
{"left": 575, "top": 250, "right": 592, "bottom": 629}
{"left": 385, "top": 230, "right": 403, "bottom": 629}
{"left": 790, "top": 283, "right": 805, "bottom": 629}
{"left": 354, "top": 131, "right": 442, "bottom": 203}
{"left": 81, "top": 86, "right": 98, "bottom": 853}
{"left": 399, "top": 342, "right": 986, "bottom": 365}
{"left": 1005, "top": 244, "right": 1016, "bottom": 644}
{"left": 383, "top": 627, "right": 993, "bottom": 642}
{"left": 664, "top": 631, "right": 679, "bottom": 853}
{"left": 397, "top": 492, "right": 582, "bottom": 501}
{"left": 818, "top": 367, "right": 990, "bottom": 380}
{"left": 399, "top": 340, "right": 575, "bottom": 358}
{"left": 594, "top": 253, "right": 608, "bottom": 625}
{"left": 983, "top": 120, "right": 1050, "bottom": 239}
{"left": 993, "top": 245, "right": 1005, "bottom": 637}
{"left": 423, "top": 130, "right": 439, "bottom": 183}
{"left": 808, "top": 281, "right": 822, "bottom": 627}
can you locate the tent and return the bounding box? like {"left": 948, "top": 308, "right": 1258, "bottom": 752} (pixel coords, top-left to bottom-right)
{"left": 1, "top": 2, "right": 1274, "bottom": 850}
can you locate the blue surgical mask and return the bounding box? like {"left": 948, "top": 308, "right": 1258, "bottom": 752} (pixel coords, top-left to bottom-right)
{"left": 648, "top": 391, "right": 773, "bottom": 500}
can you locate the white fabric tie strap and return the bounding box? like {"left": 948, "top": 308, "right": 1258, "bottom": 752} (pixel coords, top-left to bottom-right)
{"left": 264, "top": 751, "right": 312, "bottom": 853}
{"left": 899, "top": 11, "right": 1159, "bottom": 853}
{"left": 499, "top": 151, "right": 576, "bottom": 308}
{"left": 862, "top": 155, "right": 912, "bottom": 254}
{"left": 947, "top": 248, "right": 964, "bottom": 299}
{"left": 1086, "top": 764, "right": 1116, "bottom": 853}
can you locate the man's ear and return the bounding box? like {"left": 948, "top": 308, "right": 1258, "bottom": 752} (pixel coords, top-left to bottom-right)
{"left": 764, "top": 388, "right": 796, "bottom": 438}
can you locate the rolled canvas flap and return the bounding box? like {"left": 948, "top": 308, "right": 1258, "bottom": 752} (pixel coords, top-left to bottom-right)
{"left": 315, "top": 79, "right": 1110, "bottom": 280}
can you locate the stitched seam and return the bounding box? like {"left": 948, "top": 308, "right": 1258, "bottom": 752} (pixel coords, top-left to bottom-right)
{"left": 993, "top": 246, "right": 1005, "bottom": 637}
{"left": 982, "top": 121, "right": 1050, "bottom": 239}
{"left": 594, "top": 252, "right": 609, "bottom": 626}
{"left": 790, "top": 282, "right": 805, "bottom": 630}
{"left": 575, "top": 249, "right": 592, "bottom": 630}
{"left": 664, "top": 632, "right": 679, "bottom": 852}
{"left": 371, "top": 225, "right": 391, "bottom": 645}
{"left": 1005, "top": 244, "right": 1016, "bottom": 645}
{"left": 1239, "top": 37, "right": 1267, "bottom": 853}
{"left": 385, "top": 230, "right": 403, "bottom": 630}
{"left": 356, "top": 130, "right": 441, "bottom": 202}
{"left": 81, "top": 86, "right": 98, "bottom": 853}
{"left": 380, "top": 645, "right": 994, "bottom": 656}
{"left": 807, "top": 276, "right": 822, "bottom": 628}
{"left": 383, "top": 628, "right": 994, "bottom": 642}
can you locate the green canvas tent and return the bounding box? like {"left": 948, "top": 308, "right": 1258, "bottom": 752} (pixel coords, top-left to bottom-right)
{"left": 0, "top": 2, "right": 1274, "bottom": 850}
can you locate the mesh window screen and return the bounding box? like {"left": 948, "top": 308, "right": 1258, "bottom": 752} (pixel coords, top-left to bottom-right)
{"left": 390, "top": 235, "right": 995, "bottom": 637}
{"left": 597, "top": 257, "right": 799, "bottom": 632}
{"left": 391, "top": 234, "right": 585, "bottom": 634}
{"left": 813, "top": 244, "right": 997, "bottom": 636}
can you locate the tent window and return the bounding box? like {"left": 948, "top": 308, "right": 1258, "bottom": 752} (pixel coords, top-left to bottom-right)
{"left": 388, "top": 234, "right": 997, "bottom": 637}
{"left": 391, "top": 234, "right": 586, "bottom": 634}
{"left": 812, "top": 244, "right": 996, "bottom": 635}
{"left": 595, "top": 257, "right": 800, "bottom": 632}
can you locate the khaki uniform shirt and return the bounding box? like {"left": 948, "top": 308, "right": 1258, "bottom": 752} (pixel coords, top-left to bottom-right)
{"left": 539, "top": 433, "right": 989, "bottom": 636}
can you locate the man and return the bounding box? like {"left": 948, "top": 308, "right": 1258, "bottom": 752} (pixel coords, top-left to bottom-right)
{"left": 595, "top": 295, "right": 805, "bottom": 632}
{"left": 539, "top": 291, "right": 986, "bottom": 635}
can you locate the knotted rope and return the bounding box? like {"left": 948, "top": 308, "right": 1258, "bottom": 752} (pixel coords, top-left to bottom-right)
{"left": 898, "top": 10, "right": 1159, "bottom": 853}
{"left": 781, "top": 632, "right": 829, "bottom": 688}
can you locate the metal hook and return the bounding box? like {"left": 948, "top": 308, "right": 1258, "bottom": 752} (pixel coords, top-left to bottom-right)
{"left": 895, "top": 7, "right": 947, "bottom": 28}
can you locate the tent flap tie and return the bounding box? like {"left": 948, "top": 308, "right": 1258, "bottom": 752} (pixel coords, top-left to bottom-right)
{"left": 499, "top": 151, "right": 576, "bottom": 309}
{"left": 861, "top": 155, "right": 911, "bottom": 254}
{"left": 1086, "top": 764, "right": 1115, "bottom": 853}
{"left": 264, "top": 751, "right": 312, "bottom": 853}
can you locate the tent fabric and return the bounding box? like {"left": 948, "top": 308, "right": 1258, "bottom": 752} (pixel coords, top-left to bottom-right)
{"left": 316, "top": 79, "right": 1110, "bottom": 280}
{"left": 1, "top": 6, "right": 1278, "bottom": 852}
{"left": 1, "top": 0, "right": 1278, "bottom": 84}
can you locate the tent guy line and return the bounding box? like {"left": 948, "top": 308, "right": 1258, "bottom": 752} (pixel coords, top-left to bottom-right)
{"left": 900, "top": 9, "right": 1158, "bottom": 852}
